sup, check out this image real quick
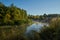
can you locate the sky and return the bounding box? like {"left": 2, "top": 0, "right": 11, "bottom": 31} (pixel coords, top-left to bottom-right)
{"left": 0, "top": 0, "right": 60, "bottom": 15}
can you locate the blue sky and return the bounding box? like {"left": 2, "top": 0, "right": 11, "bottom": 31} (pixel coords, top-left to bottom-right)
{"left": 0, "top": 0, "right": 60, "bottom": 15}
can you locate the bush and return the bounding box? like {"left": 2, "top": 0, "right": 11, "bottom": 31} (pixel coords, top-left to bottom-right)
{"left": 40, "top": 17, "right": 60, "bottom": 40}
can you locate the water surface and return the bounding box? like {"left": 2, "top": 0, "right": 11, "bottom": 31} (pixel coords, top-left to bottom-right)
{"left": 26, "top": 22, "right": 48, "bottom": 33}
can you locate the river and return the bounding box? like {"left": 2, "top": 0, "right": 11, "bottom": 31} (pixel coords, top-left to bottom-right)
{"left": 26, "top": 22, "right": 48, "bottom": 33}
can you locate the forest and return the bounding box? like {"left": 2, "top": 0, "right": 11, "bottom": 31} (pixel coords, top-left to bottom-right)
{"left": 0, "top": 2, "right": 60, "bottom": 40}
{"left": 0, "top": 2, "right": 31, "bottom": 25}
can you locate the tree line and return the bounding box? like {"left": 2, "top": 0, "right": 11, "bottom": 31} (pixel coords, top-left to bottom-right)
{"left": 0, "top": 2, "right": 29, "bottom": 25}
{"left": 28, "top": 14, "right": 60, "bottom": 22}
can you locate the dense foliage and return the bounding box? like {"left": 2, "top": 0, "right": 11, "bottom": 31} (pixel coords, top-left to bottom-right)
{"left": 0, "top": 3, "right": 28, "bottom": 25}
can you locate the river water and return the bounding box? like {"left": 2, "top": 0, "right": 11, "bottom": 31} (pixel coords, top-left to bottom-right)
{"left": 26, "top": 22, "right": 48, "bottom": 33}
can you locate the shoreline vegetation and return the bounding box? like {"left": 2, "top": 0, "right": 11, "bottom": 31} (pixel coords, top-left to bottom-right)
{"left": 0, "top": 2, "right": 32, "bottom": 40}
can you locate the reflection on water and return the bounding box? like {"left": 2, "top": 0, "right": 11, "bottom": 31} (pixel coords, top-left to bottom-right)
{"left": 26, "top": 23, "right": 48, "bottom": 33}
